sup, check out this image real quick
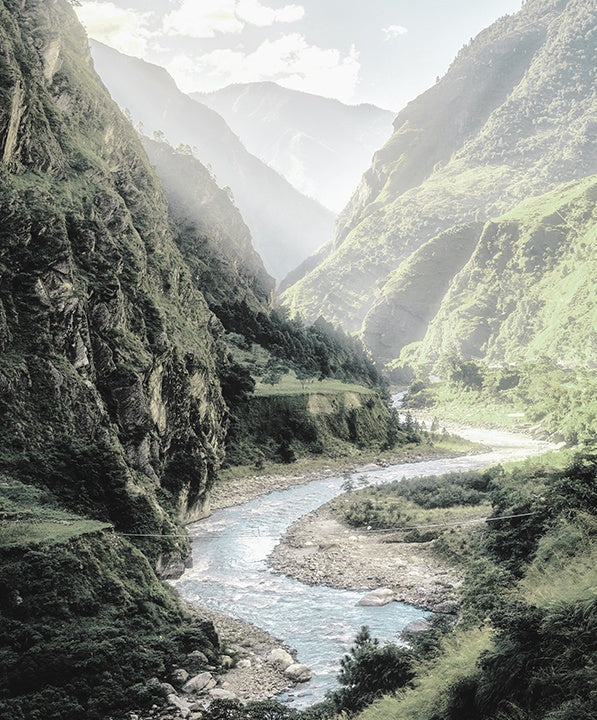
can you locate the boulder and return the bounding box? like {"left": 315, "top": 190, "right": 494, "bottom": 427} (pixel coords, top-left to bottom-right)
{"left": 284, "top": 663, "right": 312, "bottom": 682}
{"left": 182, "top": 671, "right": 217, "bottom": 695}
{"left": 267, "top": 647, "right": 294, "bottom": 670}
{"left": 403, "top": 619, "right": 432, "bottom": 633}
{"left": 171, "top": 668, "right": 190, "bottom": 686}
{"left": 220, "top": 654, "right": 234, "bottom": 669}
{"left": 167, "top": 693, "right": 191, "bottom": 718}
{"left": 357, "top": 587, "right": 395, "bottom": 606}
{"left": 186, "top": 650, "right": 210, "bottom": 666}
{"left": 209, "top": 688, "right": 239, "bottom": 701}
{"left": 237, "top": 658, "right": 252, "bottom": 669}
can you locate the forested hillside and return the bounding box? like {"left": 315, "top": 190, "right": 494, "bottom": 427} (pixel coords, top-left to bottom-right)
{"left": 0, "top": 1, "right": 399, "bottom": 717}
{"left": 282, "top": 0, "right": 596, "bottom": 372}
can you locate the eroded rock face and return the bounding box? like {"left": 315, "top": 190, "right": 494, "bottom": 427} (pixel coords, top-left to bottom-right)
{"left": 0, "top": 0, "right": 228, "bottom": 567}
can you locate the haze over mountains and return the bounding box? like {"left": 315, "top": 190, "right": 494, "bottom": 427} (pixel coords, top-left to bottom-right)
{"left": 89, "top": 41, "right": 335, "bottom": 281}
{"left": 282, "top": 0, "right": 596, "bottom": 374}
{"left": 194, "top": 82, "right": 394, "bottom": 213}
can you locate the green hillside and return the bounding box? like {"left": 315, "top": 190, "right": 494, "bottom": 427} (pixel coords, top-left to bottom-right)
{"left": 282, "top": 0, "right": 596, "bottom": 367}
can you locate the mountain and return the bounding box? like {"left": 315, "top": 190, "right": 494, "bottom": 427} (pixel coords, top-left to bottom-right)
{"left": 0, "top": 0, "right": 231, "bottom": 715}
{"left": 282, "top": 0, "right": 596, "bottom": 371}
{"left": 0, "top": 1, "right": 397, "bottom": 717}
{"left": 411, "top": 176, "right": 597, "bottom": 369}
{"left": 89, "top": 41, "right": 335, "bottom": 281}
{"left": 193, "top": 82, "right": 394, "bottom": 213}
{"left": 141, "top": 136, "right": 275, "bottom": 309}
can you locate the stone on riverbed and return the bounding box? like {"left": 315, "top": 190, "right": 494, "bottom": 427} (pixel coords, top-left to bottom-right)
{"left": 182, "top": 671, "right": 217, "bottom": 694}
{"left": 403, "top": 618, "right": 432, "bottom": 632}
{"left": 267, "top": 647, "right": 295, "bottom": 670}
{"left": 357, "top": 587, "right": 395, "bottom": 606}
{"left": 209, "top": 688, "right": 239, "bottom": 701}
{"left": 284, "top": 663, "right": 312, "bottom": 682}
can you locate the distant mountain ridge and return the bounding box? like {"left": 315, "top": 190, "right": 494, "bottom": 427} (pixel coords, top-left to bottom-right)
{"left": 193, "top": 82, "right": 394, "bottom": 213}
{"left": 89, "top": 41, "right": 335, "bottom": 281}
{"left": 282, "top": 0, "right": 596, "bottom": 372}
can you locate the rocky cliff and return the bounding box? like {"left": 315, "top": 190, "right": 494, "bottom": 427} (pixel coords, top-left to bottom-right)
{"left": 282, "top": 0, "right": 596, "bottom": 370}
{"left": 0, "top": 0, "right": 228, "bottom": 552}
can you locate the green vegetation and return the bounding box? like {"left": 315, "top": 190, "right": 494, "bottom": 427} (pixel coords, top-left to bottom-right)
{"left": 222, "top": 386, "right": 399, "bottom": 469}
{"left": 0, "top": 478, "right": 109, "bottom": 547}
{"left": 254, "top": 374, "right": 375, "bottom": 397}
{"left": 346, "top": 451, "right": 597, "bottom": 720}
{"left": 404, "top": 358, "right": 597, "bottom": 444}
{"left": 0, "top": 533, "right": 220, "bottom": 720}
{"left": 282, "top": 0, "right": 595, "bottom": 386}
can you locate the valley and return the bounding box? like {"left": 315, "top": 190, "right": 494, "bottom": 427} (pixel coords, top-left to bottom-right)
{"left": 0, "top": 1, "right": 595, "bottom": 719}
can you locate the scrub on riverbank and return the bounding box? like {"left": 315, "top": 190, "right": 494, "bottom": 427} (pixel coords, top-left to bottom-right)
{"left": 209, "top": 438, "right": 478, "bottom": 511}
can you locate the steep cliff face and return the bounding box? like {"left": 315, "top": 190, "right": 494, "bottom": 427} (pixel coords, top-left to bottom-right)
{"left": 0, "top": 0, "right": 228, "bottom": 547}
{"left": 142, "top": 137, "right": 275, "bottom": 310}
{"left": 89, "top": 41, "right": 336, "bottom": 282}
{"left": 282, "top": 0, "right": 596, "bottom": 361}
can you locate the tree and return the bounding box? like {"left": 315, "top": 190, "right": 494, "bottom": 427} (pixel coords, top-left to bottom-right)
{"left": 332, "top": 626, "right": 414, "bottom": 714}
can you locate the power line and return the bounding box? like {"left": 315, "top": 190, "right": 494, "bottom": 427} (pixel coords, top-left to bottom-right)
{"left": 110, "top": 511, "right": 540, "bottom": 539}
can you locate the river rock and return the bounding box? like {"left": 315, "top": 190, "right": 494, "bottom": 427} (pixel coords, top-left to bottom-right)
{"left": 171, "top": 668, "right": 190, "bottom": 686}
{"left": 403, "top": 619, "right": 432, "bottom": 633}
{"left": 220, "top": 654, "right": 234, "bottom": 669}
{"left": 209, "top": 688, "right": 239, "bottom": 701}
{"left": 167, "top": 693, "right": 191, "bottom": 718}
{"left": 284, "top": 663, "right": 312, "bottom": 682}
{"left": 237, "top": 658, "right": 252, "bottom": 669}
{"left": 267, "top": 647, "right": 294, "bottom": 670}
{"left": 186, "top": 650, "right": 210, "bottom": 666}
{"left": 357, "top": 587, "right": 395, "bottom": 606}
{"left": 182, "top": 671, "right": 217, "bottom": 694}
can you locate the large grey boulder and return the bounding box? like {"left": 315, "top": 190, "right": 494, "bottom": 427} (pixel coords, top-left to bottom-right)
{"left": 267, "top": 647, "right": 294, "bottom": 670}
{"left": 284, "top": 663, "right": 312, "bottom": 682}
{"left": 182, "top": 671, "right": 217, "bottom": 694}
{"left": 357, "top": 588, "right": 395, "bottom": 606}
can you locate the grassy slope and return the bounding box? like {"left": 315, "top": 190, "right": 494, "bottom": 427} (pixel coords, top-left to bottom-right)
{"left": 352, "top": 451, "right": 596, "bottom": 720}
{"left": 282, "top": 0, "right": 595, "bottom": 362}
{"left": 416, "top": 175, "right": 597, "bottom": 368}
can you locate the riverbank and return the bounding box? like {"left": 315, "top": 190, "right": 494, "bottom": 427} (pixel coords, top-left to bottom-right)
{"left": 209, "top": 438, "right": 479, "bottom": 511}
{"left": 269, "top": 502, "right": 462, "bottom": 613}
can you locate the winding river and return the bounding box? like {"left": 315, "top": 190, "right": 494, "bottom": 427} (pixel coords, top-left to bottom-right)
{"left": 174, "top": 425, "right": 554, "bottom": 707}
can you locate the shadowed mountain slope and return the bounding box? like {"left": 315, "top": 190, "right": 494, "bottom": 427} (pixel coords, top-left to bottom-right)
{"left": 89, "top": 41, "right": 335, "bottom": 281}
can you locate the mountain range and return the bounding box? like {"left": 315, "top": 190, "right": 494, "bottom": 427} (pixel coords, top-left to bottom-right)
{"left": 89, "top": 41, "right": 335, "bottom": 282}
{"left": 193, "top": 82, "right": 394, "bottom": 213}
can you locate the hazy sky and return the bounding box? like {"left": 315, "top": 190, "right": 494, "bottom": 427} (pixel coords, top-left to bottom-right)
{"left": 76, "top": 0, "right": 523, "bottom": 111}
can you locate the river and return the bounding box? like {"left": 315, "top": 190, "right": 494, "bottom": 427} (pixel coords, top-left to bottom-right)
{"left": 174, "top": 426, "right": 554, "bottom": 707}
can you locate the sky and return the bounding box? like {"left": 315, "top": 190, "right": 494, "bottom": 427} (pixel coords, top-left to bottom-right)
{"left": 75, "top": 0, "right": 524, "bottom": 111}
